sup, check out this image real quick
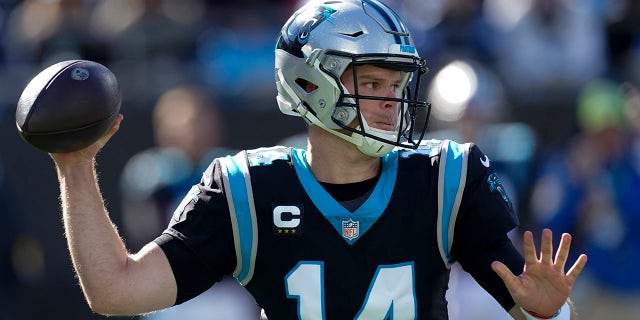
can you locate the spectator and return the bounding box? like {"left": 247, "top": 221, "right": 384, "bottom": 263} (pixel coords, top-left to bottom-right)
{"left": 529, "top": 79, "right": 640, "bottom": 320}
{"left": 495, "top": 0, "right": 606, "bottom": 107}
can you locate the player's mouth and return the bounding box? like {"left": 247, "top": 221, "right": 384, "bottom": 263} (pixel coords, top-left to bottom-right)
{"left": 372, "top": 121, "right": 396, "bottom": 131}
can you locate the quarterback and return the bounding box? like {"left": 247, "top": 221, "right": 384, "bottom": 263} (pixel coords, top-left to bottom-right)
{"left": 50, "top": 0, "right": 587, "bottom": 319}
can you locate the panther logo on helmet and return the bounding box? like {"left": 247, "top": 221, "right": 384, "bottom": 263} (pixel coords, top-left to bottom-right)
{"left": 281, "top": 5, "right": 337, "bottom": 58}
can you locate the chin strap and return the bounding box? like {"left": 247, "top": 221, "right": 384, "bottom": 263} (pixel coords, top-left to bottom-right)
{"left": 520, "top": 302, "right": 570, "bottom": 320}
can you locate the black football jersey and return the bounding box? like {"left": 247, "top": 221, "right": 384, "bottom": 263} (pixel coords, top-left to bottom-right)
{"left": 155, "top": 139, "right": 520, "bottom": 319}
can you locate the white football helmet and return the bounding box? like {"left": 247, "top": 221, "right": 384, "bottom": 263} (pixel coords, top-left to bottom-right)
{"left": 275, "top": 0, "right": 431, "bottom": 157}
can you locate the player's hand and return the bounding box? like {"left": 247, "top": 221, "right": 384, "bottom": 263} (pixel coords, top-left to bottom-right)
{"left": 491, "top": 229, "right": 588, "bottom": 317}
{"left": 50, "top": 114, "right": 123, "bottom": 167}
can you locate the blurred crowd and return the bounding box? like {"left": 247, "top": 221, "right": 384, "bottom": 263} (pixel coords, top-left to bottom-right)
{"left": 1, "top": 0, "right": 639, "bottom": 319}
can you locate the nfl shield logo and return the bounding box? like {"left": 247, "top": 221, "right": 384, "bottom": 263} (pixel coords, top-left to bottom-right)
{"left": 342, "top": 219, "right": 360, "bottom": 240}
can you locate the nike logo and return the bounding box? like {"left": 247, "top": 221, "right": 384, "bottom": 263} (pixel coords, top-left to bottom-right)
{"left": 480, "top": 155, "right": 490, "bottom": 167}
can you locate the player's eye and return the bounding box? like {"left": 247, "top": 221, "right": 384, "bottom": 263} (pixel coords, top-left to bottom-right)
{"left": 362, "top": 82, "right": 378, "bottom": 90}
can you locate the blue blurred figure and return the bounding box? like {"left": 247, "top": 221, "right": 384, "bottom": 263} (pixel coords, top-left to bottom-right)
{"left": 529, "top": 79, "right": 640, "bottom": 320}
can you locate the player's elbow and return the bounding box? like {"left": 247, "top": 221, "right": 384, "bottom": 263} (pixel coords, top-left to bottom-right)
{"left": 86, "top": 298, "right": 117, "bottom": 316}
{"left": 88, "top": 298, "right": 146, "bottom": 316}
{"left": 85, "top": 293, "right": 130, "bottom": 316}
{"left": 82, "top": 284, "right": 138, "bottom": 316}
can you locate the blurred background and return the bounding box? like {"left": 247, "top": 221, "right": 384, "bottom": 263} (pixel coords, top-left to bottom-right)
{"left": 0, "top": 0, "right": 639, "bottom": 319}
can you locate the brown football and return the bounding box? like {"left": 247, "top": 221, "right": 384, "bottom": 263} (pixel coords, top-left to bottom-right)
{"left": 16, "top": 60, "right": 121, "bottom": 153}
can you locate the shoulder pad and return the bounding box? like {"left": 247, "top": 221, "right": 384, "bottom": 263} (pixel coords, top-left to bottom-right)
{"left": 246, "top": 146, "right": 291, "bottom": 167}
{"left": 398, "top": 139, "right": 443, "bottom": 159}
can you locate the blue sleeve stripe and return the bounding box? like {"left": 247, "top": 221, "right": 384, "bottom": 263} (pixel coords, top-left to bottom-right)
{"left": 220, "top": 153, "right": 258, "bottom": 285}
{"left": 437, "top": 140, "right": 471, "bottom": 268}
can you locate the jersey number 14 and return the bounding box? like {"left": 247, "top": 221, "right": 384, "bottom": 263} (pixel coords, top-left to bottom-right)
{"left": 285, "top": 261, "right": 417, "bottom": 319}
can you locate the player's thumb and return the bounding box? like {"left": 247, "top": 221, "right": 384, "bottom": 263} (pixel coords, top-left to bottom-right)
{"left": 491, "top": 261, "right": 518, "bottom": 291}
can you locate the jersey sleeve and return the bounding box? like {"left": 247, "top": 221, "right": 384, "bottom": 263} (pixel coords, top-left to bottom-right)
{"left": 153, "top": 158, "right": 237, "bottom": 305}
{"left": 450, "top": 143, "right": 523, "bottom": 311}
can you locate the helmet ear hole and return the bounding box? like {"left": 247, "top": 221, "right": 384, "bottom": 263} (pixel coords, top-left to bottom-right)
{"left": 295, "top": 78, "right": 319, "bottom": 93}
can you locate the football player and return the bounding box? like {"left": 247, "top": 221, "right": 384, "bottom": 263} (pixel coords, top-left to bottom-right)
{"left": 50, "top": 0, "right": 587, "bottom": 319}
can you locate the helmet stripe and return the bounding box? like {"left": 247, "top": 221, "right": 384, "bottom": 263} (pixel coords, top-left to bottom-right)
{"left": 362, "top": 0, "right": 409, "bottom": 45}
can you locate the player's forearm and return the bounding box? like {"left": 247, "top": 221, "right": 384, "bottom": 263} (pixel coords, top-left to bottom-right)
{"left": 57, "top": 161, "right": 131, "bottom": 313}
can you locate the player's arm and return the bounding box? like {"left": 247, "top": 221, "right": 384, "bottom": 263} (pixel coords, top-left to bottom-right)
{"left": 452, "top": 144, "right": 586, "bottom": 320}
{"left": 52, "top": 115, "right": 177, "bottom": 315}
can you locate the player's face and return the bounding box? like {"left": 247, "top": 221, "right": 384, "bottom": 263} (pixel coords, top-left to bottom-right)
{"left": 340, "top": 64, "right": 404, "bottom": 131}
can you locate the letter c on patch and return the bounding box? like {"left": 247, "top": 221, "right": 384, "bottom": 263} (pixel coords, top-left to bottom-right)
{"left": 273, "top": 205, "right": 301, "bottom": 228}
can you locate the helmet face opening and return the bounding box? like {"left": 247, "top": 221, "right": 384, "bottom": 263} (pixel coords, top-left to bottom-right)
{"left": 323, "top": 50, "right": 431, "bottom": 150}
{"left": 275, "top": 0, "right": 432, "bottom": 156}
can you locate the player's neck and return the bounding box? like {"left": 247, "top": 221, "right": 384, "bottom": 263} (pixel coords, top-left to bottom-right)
{"left": 306, "top": 126, "right": 381, "bottom": 184}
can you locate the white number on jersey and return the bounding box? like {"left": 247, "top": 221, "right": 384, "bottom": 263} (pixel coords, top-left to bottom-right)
{"left": 285, "top": 261, "right": 417, "bottom": 320}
